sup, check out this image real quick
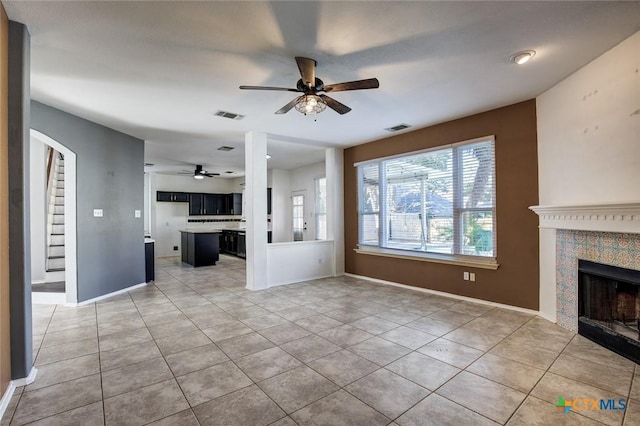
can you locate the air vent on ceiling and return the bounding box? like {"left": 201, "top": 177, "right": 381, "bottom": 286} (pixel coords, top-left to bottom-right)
{"left": 214, "top": 110, "right": 245, "bottom": 120}
{"left": 224, "top": 171, "right": 234, "bottom": 174}
{"left": 144, "top": 163, "right": 154, "bottom": 166}
{"left": 385, "top": 123, "right": 412, "bottom": 132}
{"left": 217, "top": 146, "right": 235, "bottom": 152}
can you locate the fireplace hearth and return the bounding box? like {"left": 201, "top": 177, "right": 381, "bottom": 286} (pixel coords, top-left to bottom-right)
{"left": 578, "top": 260, "right": 640, "bottom": 364}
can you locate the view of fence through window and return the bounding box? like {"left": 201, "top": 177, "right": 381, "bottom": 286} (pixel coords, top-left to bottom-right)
{"left": 357, "top": 138, "right": 495, "bottom": 257}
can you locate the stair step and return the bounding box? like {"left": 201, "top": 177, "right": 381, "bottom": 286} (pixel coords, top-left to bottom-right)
{"left": 48, "top": 246, "right": 65, "bottom": 257}
{"left": 47, "top": 257, "right": 65, "bottom": 269}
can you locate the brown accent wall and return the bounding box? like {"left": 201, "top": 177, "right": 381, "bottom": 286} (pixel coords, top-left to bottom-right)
{"left": 0, "top": 2, "right": 11, "bottom": 396}
{"left": 344, "top": 100, "right": 539, "bottom": 309}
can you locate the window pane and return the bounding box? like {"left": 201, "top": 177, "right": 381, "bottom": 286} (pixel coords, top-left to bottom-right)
{"left": 459, "top": 142, "right": 495, "bottom": 209}
{"left": 360, "top": 163, "right": 379, "bottom": 213}
{"left": 384, "top": 149, "right": 453, "bottom": 254}
{"left": 461, "top": 211, "right": 494, "bottom": 256}
{"left": 360, "top": 213, "right": 379, "bottom": 245}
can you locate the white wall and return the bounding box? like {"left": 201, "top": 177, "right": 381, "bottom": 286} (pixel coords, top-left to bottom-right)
{"left": 535, "top": 30, "right": 640, "bottom": 321}
{"left": 267, "top": 240, "right": 334, "bottom": 286}
{"left": 271, "top": 169, "right": 291, "bottom": 243}
{"left": 29, "top": 137, "right": 46, "bottom": 283}
{"left": 537, "top": 30, "right": 640, "bottom": 206}
{"left": 289, "top": 162, "right": 325, "bottom": 242}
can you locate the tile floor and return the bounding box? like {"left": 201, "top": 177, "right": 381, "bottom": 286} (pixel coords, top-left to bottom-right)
{"left": 2, "top": 255, "right": 639, "bottom": 425}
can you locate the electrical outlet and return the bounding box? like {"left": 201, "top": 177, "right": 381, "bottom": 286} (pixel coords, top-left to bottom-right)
{"left": 93, "top": 209, "right": 103, "bottom": 217}
{"left": 134, "top": 209, "right": 141, "bottom": 218}
{"left": 463, "top": 272, "right": 469, "bottom": 280}
{"left": 470, "top": 272, "right": 476, "bottom": 282}
{"left": 173, "top": 246, "right": 178, "bottom": 251}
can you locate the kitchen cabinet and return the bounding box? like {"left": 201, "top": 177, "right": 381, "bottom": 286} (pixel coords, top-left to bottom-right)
{"left": 145, "top": 240, "right": 154, "bottom": 282}
{"left": 180, "top": 231, "right": 220, "bottom": 267}
{"left": 190, "top": 193, "right": 234, "bottom": 215}
{"left": 157, "top": 191, "right": 189, "bottom": 202}
{"left": 189, "top": 193, "right": 204, "bottom": 215}
{"left": 267, "top": 188, "right": 272, "bottom": 215}
{"left": 229, "top": 193, "right": 242, "bottom": 215}
{"left": 237, "top": 232, "right": 246, "bottom": 258}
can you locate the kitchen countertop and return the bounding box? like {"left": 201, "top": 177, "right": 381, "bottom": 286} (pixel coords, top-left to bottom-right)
{"left": 144, "top": 238, "right": 155, "bottom": 243}
{"left": 179, "top": 229, "right": 224, "bottom": 233}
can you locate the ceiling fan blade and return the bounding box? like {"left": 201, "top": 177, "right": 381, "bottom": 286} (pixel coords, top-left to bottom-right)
{"left": 239, "top": 85, "right": 300, "bottom": 92}
{"left": 323, "top": 78, "right": 379, "bottom": 93}
{"left": 275, "top": 97, "right": 300, "bottom": 115}
{"left": 319, "top": 94, "right": 351, "bottom": 115}
{"left": 295, "top": 57, "right": 316, "bottom": 89}
{"left": 205, "top": 173, "right": 220, "bottom": 177}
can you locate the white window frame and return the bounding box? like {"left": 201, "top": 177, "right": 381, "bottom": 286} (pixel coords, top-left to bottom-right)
{"left": 315, "top": 177, "right": 327, "bottom": 240}
{"left": 355, "top": 136, "right": 498, "bottom": 269}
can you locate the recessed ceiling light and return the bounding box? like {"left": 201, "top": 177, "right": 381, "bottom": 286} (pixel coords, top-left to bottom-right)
{"left": 510, "top": 50, "right": 536, "bottom": 65}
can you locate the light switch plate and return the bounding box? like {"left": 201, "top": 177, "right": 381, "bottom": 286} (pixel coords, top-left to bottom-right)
{"left": 134, "top": 209, "right": 141, "bottom": 218}
{"left": 93, "top": 209, "right": 103, "bottom": 218}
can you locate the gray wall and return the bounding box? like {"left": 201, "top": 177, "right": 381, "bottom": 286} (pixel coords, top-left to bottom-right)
{"left": 31, "top": 101, "right": 145, "bottom": 302}
{"left": 8, "top": 20, "right": 32, "bottom": 380}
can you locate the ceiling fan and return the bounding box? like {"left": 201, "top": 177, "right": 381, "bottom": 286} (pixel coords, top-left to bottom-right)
{"left": 240, "top": 57, "right": 379, "bottom": 115}
{"left": 178, "top": 165, "right": 219, "bottom": 180}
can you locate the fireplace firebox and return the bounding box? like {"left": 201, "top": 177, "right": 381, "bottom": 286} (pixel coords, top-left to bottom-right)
{"left": 578, "top": 260, "right": 640, "bottom": 364}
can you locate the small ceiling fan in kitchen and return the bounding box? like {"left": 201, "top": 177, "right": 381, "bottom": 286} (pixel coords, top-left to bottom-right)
{"left": 239, "top": 56, "right": 379, "bottom": 116}
{"left": 178, "top": 165, "right": 219, "bottom": 180}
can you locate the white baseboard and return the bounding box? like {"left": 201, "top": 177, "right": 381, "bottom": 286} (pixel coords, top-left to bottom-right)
{"left": 345, "top": 273, "right": 542, "bottom": 318}
{"left": 70, "top": 282, "right": 147, "bottom": 306}
{"left": 11, "top": 367, "right": 38, "bottom": 387}
{"left": 0, "top": 382, "right": 16, "bottom": 423}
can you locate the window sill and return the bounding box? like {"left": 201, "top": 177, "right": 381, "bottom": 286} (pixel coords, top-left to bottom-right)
{"left": 354, "top": 246, "right": 499, "bottom": 270}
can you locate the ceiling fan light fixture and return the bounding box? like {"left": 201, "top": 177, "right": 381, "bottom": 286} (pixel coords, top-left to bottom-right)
{"left": 510, "top": 50, "right": 536, "bottom": 65}
{"left": 193, "top": 174, "right": 204, "bottom": 180}
{"left": 295, "top": 95, "right": 326, "bottom": 115}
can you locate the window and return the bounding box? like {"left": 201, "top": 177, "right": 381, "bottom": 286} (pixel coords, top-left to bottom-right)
{"left": 357, "top": 137, "right": 495, "bottom": 259}
{"left": 292, "top": 193, "right": 304, "bottom": 241}
{"left": 315, "top": 177, "right": 327, "bottom": 240}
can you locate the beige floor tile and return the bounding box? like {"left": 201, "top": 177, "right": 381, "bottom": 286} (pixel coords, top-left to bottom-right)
{"left": 294, "top": 314, "right": 344, "bottom": 333}
{"left": 427, "top": 309, "right": 476, "bottom": 327}
{"left": 235, "top": 347, "right": 302, "bottom": 382}
{"left": 217, "top": 332, "right": 275, "bottom": 359}
{"left": 317, "top": 324, "right": 374, "bottom": 348}
{"left": 397, "top": 393, "right": 498, "bottom": 426}
{"left": 443, "top": 326, "right": 504, "bottom": 351}
{"left": 348, "top": 336, "right": 411, "bottom": 366}
{"left": 241, "top": 312, "right": 291, "bottom": 331}
{"left": 34, "top": 337, "right": 99, "bottom": 366}
{"left": 201, "top": 320, "right": 253, "bottom": 342}
{"left": 280, "top": 335, "right": 341, "bottom": 363}
{"left": 146, "top": 409, "right": 200, "bottom": 426}
{"left": 26, "top": 401, "right": 104, "bottom": 426}
{"left": 350, "top": 316, "right": 399, "bottom": 335}
{"left": 12, "top": 374, "right": 102, "bottom": 425}
{"left": 259, "top": 322, "right": 312, "bottom": 345}
{"left": 154, "top": 329, "right": 212, "bottom": 356}
{"left": 345, "top": 369, "right": 430, "bottom": 419}
{"left": 101, "top": 356, "right": 173, "bottom": 398}
{"left": 308, "top": 350, "right": 379, "bottom": 387}
{"left": 461, "top": 316, "right": 521, "bottom": 338}
{"left": 489, "top": 339, "right": 559, "bottom": 369}
{"left": 467, "top": 353, "right": 546, "bottom": 393}
{"left": 386, "top": 352, "right": 460, "bottom": 391}
{"left": 100, "top": 339, "right": 162, "bottom": 371}
{"left": 98, "top": 327, "right": 152, "bottom": 352}
{"left": 193, "top": 385, "right": 286, "bottom": 426}
{"left": 379, "top": 326, "right": 438, "bottom": 350}
{"left": 165, "top": 343, "right": 229, "bottom": 376}
{"left": 563, "top": 335, "right": 637, "bottom": 370}
{"left": 506, "top": 395, "right": 603, "bottom": 426}
{"left": 176, "top": 360, "right": 253, "bottom": 406}
{"left": 405, "top": 317, "right": 458, "bottom": 336}
{"left": 624, "top": 398, "right": 640, "bottom": 426}
{"left": 550, "top": 353, "right": 634, "bottom": 395}
{"left": 104, "top": 379, "right": 189, "bottom": 425}
{"left": 291, "top": 390, "right": 390, "bottom": 426}
{"left": 437, "top": 371, "right": 526, "bottom": 424}
{"left": 147, "top": 319, "right": 198, "bottom": 339}
{"left": 27, "top": 353, "right": 100, "bottom": 391}
{"left": 417, "top": 338, "right": 483, "bottom": 368}
{"left": 258, "top": 366, "right": 339, "bottom": 414}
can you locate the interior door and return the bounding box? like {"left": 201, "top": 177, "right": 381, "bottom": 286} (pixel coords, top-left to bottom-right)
{"left": 292, "top": 191, "right": 306, "bottom": 241}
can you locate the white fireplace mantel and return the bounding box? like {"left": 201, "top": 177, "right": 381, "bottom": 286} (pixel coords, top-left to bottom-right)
{"left": 529, "top": 202, "right": 640, "bottom": 233}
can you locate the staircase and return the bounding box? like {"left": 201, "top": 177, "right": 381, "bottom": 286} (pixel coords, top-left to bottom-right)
{"left": 47, "top": 153, "right": 65, "bottom": 273}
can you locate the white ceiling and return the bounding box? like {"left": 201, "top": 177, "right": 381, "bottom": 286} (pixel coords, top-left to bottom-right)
{"left": 4, "top": 1, "right": 640, "bottom": 177}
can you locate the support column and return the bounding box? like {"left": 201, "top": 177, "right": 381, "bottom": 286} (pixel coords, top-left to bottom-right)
{"left": 245, "top": 131, "right": 268, "bottom": 290}
{"left": 8, "top": 20, "right": 32, "bottom": 381}
{"left": 325, "top": 148, "right": 344, "bottom": 276}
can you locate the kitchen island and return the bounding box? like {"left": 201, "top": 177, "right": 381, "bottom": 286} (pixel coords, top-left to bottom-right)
{"left": 179, "top": 230, "right": 221, "bottom": 267}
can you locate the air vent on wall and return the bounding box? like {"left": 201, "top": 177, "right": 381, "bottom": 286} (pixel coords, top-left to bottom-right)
{"left": 385, "top": 123, "right": 412, "bottom": 132}
{"left": 217, "top": 146, "right": 235, "bottom": 152}
{"left": 214, "top": 110, "right": 245, "bottom": 120}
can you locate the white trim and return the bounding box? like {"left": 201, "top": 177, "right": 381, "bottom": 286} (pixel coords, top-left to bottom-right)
{"left": 345, "top": 273, "right": 541, "bottom": 317}
{"left": 0, "top": 382, "right": 16, "bottom": 422}
{"left": 69, "top": 282, "right": 147, "bottom": 307}
{"left": 32, "top": 292, "right": 66, "bottom": 305}
{"left": 529, "top": 202, "right": 640, "bottom": 233}
{"left": 354, "top": 247, "right": 499, "bottom": 270}
{"left": 353, "top": 135, "right": 495, "bottom": 167}
{"left": 30, "top": 130, "right": 78, "bottom": 304}
{"left": 11, "top": 367, "right": 38, "bottom": 387}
